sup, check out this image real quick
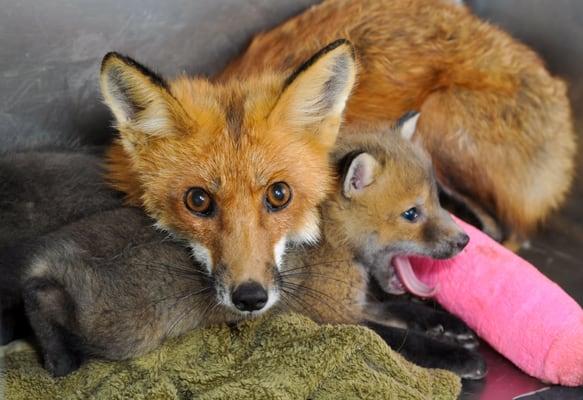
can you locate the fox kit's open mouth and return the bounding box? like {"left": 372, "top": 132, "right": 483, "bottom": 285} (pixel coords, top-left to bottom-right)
{"left": 388, "top": 256, "right": 438, "bottom": 298}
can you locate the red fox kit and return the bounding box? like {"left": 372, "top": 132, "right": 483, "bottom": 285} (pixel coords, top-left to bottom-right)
{"left": 100, "top": 40, "right": 356, "bottom": 315}
{"left": 220, "top": 0, "right": 576, "bottom": 248}
{"left": 16, "top": 113, "right": 484, "bottom": 378}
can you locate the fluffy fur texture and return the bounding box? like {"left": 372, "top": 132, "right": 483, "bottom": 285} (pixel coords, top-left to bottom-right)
{"left": 101, "top": 41, "right": 357, "bottom": 312}
{"left": 0, "top": 151, "right": 123, "bottom": 344}
{"left": 0, "top": 151, "right": 122, "bottom": 249}
{"left": 219, "top": 0, "right": 576, "bottom": 245}
{"left": 19, "top": 123, "right": 484, "bottom": 378}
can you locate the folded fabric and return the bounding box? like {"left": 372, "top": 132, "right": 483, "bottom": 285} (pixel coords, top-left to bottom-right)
{"left": 1, "top": 312, "right": 460, "bottom": 399}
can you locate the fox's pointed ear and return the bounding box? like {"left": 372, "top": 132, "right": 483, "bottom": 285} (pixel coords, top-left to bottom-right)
{"left": 340, "top": 152, "right": 379, "bottom": 198}
{"left": 396, "top": 111, "right": 420, "bottom": 141}
{"left": 100, "top": 52, "right": 188, "bottom": 148}
{"left": 269, "top": 39, "right": 357, "bottom": 147}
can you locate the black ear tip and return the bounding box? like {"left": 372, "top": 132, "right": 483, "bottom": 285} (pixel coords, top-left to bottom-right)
{"left": 396, "top": 110, "right": 420, "bottom": 127}
{"left": 100, "top": 52, "right": 168, "bottom": 90}
{"left": 102, "top": 51, "right": 121, "bottom": 61}
{"left": 322, "top": 38, "right": 355, "bottom": 60}
{"left": 328, "top": 38, "right": 353, "bottom": 50}
{"left": 101, "top": 51, "right": 123, "bottom": 72}
{"left": 285, "top": 38, "right": 356, "bottom": 87}
{"left": 101, "top": 52, "right": 134, "bottom": 71}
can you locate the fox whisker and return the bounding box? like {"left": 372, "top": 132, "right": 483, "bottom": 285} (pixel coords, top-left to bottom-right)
{"left": 279, "top": 287, "right": 327, "bottom": 322}
{"left": 280, "top": 259, "right": 353, "bottom": 273}
{"left": 280, "top": 282, "right": 348, "bottom": 322}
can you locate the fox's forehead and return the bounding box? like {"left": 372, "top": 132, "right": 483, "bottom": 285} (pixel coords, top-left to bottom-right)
{"left": 369, "top": 153, "right": 434, "bottom": 207}
{"left": 170, "top": 75, "right": 283, "bottom": 137}
{"left": 142, "top": 124, "right": 326, "bottom": 200}
{"left": 189, "top": 139, "right": 297, "bottom": 192}
{"left": 153, "top": 76, "right": 326, "bottom": 193}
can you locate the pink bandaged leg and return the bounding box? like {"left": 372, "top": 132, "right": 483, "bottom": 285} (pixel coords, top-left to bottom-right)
{"left": 411, "top": 217, "right": 583, "bottom": 386}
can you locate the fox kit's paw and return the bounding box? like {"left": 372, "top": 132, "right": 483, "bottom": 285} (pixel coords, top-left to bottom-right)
{"left": 368, "top": 300, "right": 480, "bottom": 349}
{"left": 43, "top": 349, "right": 83, "bottom": 377}
{"left": 425, "top": 313, "right": 479, "bottom": 350}
{"left": 447, "top": 348, "right": 487, "bottom": 380}
{"left": 366, "top": 321, "right": 486, "bottom": 380}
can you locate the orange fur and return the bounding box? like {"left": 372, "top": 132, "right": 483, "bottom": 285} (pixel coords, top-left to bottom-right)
{"left": 101, "top": 42, "right": 357, "bottom": 313}
{"left": 283, "top": 122, "right": 470, "bottom": 323}
{"left": 219, "top": 0, "right": 576, "bottom": 242}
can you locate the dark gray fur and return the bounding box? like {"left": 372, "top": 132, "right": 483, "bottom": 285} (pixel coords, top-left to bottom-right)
{"left": 0, "top": 150, "right": 122, "bottom": 249}
{"left": 21, "top": 208, "right": 219, "bottom": 376}
{"left": 0, "top": 150, "right": 123, "bottom": 343}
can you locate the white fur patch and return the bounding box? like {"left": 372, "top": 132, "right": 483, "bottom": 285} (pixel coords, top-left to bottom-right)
{"left": 189, "top": 241, "right": 213, "bottom": 274}
{"left": 343, "top": 153, "right": 379, "bottom": 198}
{"left": 217, "top": 284, "right": 233, "bottom": 309}
{"left": 274, "top": 237, "right": 288, "bottom": 270}
{"left": 134, "top": 116, "right": 171, "bottom": 135}
{"left": 152, "top": 221, "right": 179, "bottom": 240}
{"left": 262, "top": 287, "right": 280, "bottom": 313}
{"left": 286, "top": 52, "right": 355, "bottom": 128}
{"left": 289, "top": 211, "right": 321, "bottom": 245}
{"left": 400, "top": 113, "right": 420, "bottom": 141}
{"left": 28, "top": 241, "right": 78, "bottom": 278}
{"left": 151, "top": 220, "right": 214, "bottom": 275}
{"left": 28, "top": 259, "right": 50, "bottom": 279}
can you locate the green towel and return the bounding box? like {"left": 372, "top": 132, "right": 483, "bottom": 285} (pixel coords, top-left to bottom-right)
{"left": 1, "top": 313, "right": 460, "bottom": 399}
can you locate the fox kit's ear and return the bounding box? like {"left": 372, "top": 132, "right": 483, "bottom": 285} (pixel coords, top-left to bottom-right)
{"left": 341, "top": 152, "right": 379, "bottom": 198}
{"left": 397, "top": 111, "right": 420, "bottom": 141}
{"left": 100, "top": 52, "right": 188, "bottom": 148}
{"left": 269, "top": 39, "right": 357, "bottom": 147}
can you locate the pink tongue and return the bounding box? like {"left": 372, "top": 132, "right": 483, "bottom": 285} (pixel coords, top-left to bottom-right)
{"left": 392, "top": 256, "right": 438, "bottom": 298}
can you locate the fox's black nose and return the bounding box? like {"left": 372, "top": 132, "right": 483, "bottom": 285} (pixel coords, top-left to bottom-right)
{"left": 232, "top": 281, "right": 268, "bottom": 312}
{"left": 455, "top": 233, "right": 470, "bottom": 250}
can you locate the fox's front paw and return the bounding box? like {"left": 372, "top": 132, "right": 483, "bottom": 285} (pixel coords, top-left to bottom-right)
{"left": 44, "top": 350, "right": 82, "bottom": 377}
{"left": 450, "top": 348, "right": 487, "bottom": 380}
{"left": 426, "top": 321, "right": 479, "bottom": 350}
{"left": 423, "top": 310, "right": 480, "bottom": 349}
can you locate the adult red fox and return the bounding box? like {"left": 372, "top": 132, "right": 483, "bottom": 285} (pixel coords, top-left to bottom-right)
{"left": 220, "top": 0, "right": 576, "bottom": 248}
{"left": 100, "top": 40, "right": 357, "bottom": 315}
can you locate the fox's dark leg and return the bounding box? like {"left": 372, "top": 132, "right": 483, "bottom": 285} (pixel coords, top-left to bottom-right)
{"left": 438, "top": 183, "right": 505, "bottom": 243}
{"left": 365, "top": 321, "right": 487, "bottom": 380}
{"left": 23, "top": 278, "right": 84, "bottom": 377}
{"left": 0, "top": 303, "right": 31, "bottom": 344}
{"left": 365, "top": 300, "right": 479, "bottom": 349}
{"left": 439, "top": 183, "right": 529, "bottom": 252}
{"left": 0, "top": 306, "right": 17, "bottom": 344}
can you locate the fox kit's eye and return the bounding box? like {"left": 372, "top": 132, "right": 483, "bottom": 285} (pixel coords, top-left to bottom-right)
{"left": 402, "top": 207, "right": 420, "bottom": 222}
{"left": 184, "top": 187, "right": 214, "bottom": 216}
{"left": 265, "top": 182, "right": 292, "bottom": 212}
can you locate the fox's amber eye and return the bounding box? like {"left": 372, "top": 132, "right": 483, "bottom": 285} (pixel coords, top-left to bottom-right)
{"left": 265, "top": 182, "right": 292, "bottom": 212}
{"left": 184, "top": 187, "right": 214, "bottom": 216}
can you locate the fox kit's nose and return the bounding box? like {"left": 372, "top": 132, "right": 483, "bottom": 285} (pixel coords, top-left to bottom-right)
{"left": 232, "top": 281, "right": 268, "bottom": 312}
{"left": 454, "top": 233, "right": 470, "bottom": 250}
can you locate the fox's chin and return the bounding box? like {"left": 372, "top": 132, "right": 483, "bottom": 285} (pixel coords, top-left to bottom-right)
{"left": 229, "top": 307, "right": 269, "bottom": 319}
